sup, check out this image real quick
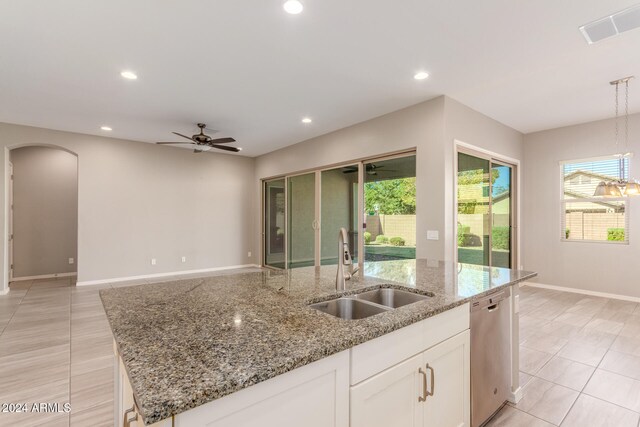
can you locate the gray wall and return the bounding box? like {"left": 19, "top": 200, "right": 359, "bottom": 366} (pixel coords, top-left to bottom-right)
{"left": 254, "top": 96, "right": 523, "bottom": 265}
{"left": 0, "top": 123, "right": 256, "bottom": 288}
{"left": 523, "top": 113, "right": 640, "bottom": 298}
{"left": 11, "top": 146, "right": 78, "bottom": 278}
{"left": 443, "top": 97, "right": 525, "bottom": 263}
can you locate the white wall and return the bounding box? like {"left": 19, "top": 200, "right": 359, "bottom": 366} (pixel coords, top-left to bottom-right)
{"left": 523, "top": 113, "right": 640, "bottom": 298}
{"left": 254, "top": 96, "right": 523, "bottom": 266}
{"left": 11, "top": 146, "right": 78, "bottom": 278}
{"left": 0, "top": 122, "right": 255, "bottom": 290}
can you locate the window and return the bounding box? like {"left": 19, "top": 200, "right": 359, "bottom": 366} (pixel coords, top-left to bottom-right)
{"left": 561, "top": 156, "right": 629, "bottom": 243}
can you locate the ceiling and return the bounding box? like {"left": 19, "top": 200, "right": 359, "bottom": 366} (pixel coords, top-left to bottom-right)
{"left": 1, "top": 0, "right": 639, "bottom": 156}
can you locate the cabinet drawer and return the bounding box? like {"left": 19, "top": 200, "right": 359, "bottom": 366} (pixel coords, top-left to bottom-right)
{"left": 351, "top": 303, "right": 469, "bottom": 384}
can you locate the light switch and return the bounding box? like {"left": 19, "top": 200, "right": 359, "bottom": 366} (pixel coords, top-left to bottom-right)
{"left": 427, "top": 230, "right": 439, "bottom": 240}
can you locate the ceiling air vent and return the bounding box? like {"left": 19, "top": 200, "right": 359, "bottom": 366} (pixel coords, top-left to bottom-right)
{"left": 580, "top": 3, "right": 640, "bottom": 44}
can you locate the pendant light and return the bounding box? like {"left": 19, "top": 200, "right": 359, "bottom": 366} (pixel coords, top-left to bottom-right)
{"left": 594, "top": 76, "right": 638, "bottom": 197}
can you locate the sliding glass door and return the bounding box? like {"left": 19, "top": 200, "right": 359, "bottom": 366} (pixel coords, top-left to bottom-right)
{"left": 490, "top": 162, "right": 512, "bottom": 268}
{"left": 287, "top": 173, "right": 316, "bottom": 268}
{"left": 262, "top": 152, "right": 417, "bottom": 270}
{"left": 320, "top": 166, "right": 359, "bottom": 265}
{"left": 457, "top": 151, "right": 514, "bottom": 268}
{"left": 363, "top": 155, "right": 417, "bottom": 262}
{"left": 264, "top": 179, "right": 285, "bottom": 269}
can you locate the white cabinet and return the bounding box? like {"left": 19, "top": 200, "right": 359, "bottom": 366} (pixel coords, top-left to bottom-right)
{"left": 351, "top": 329, "right": 470, "bottom": 427}
{"left": 114, "top": 344, "right": 350, "bottom": 427}
{"left": 175, "top": 349, "right": 349, "bottom": 427}
{"left": 113, "top": 303, "right": 471, "bottom": 427}
{"left": 423, "top": 330, "right": 470, "bottom": 427}
{"left": 351, "top": 354, "right": 424, "bottom": 427}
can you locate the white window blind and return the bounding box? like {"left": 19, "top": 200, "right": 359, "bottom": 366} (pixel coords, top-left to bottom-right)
{"left": 560, "top": 156, "right": 629, "bottom": 243}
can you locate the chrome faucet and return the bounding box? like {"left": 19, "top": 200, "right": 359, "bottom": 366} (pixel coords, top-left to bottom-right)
{"left": 336, "top": 227, "right": 359, "bottom": 291}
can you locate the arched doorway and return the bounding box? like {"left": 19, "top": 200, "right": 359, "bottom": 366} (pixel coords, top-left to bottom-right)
{"left": 8, "top": 145, "right": 78, "bottom": 286}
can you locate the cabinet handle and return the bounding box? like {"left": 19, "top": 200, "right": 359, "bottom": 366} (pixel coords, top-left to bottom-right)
{"left": 418, "top": 367, "right": 428, "bottom": 402}
{"left": 426, "top": 363, "right": 435, "bottom": 397}
{"left": 123, "top": 405, "right": 135, "bottom": 426}
{"left": 124, "top": 412, "right": 138, "bottom": 427}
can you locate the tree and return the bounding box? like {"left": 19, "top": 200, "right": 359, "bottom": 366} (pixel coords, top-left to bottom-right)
{"left": 365, "top": 177, "right": 416, "bottom": 215}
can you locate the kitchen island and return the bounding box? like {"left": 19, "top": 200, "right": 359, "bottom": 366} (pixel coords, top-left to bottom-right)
{"left": 100, "top": 259, "right": 536, "bottom": 426}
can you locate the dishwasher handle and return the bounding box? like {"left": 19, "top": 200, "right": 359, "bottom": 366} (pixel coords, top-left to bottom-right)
{"left": 486, "top": 303, "right": 499, "bottom": 312}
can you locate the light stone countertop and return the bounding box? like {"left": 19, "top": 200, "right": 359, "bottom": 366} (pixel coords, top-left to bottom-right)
{"left": 99, "top": 259, "right": 536, "bottom": 425}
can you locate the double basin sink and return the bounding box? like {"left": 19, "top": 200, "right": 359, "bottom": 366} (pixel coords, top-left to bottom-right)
{"left": 309, "top": 288, "right": 430, "bottom": 320}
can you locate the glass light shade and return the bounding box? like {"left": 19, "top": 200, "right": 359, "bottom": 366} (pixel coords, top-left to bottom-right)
{"left": 606, "top": 182, "right": 623, "bottom": 197}
{"left": 594, "top": 181, "right": 608, "bottom": 196}
{"left": 624, "top": 181, "right": 640, "bottom": 195}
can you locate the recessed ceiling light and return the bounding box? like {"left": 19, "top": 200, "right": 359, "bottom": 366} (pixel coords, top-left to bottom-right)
{"left": 120, "top": 70, "right": 138, "bottom": 80}
{"left": 100, "top": 126, "right": 112, "bottom": 131}
{"left": 283, "top": 0, "right": 303, "bottom": 14}
{"left": 414, "top": 71, "right": 429, "bottom": 80}
{"left": 302, "top": 117, "right": 312, "bottom": 124}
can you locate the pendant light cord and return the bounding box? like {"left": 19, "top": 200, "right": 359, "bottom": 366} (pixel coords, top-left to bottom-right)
{"left": 625, "top": 80, "right": 629, "bottom": 153}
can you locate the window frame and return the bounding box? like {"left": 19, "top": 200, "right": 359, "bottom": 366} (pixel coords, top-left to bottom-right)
{"left": 559, "top": 154, "right": 630, "bottom": 245}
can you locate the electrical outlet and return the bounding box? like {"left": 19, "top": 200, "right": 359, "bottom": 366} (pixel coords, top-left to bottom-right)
{"left": 427, "top": 230, "right": 439, "bottom": 240}
{"left": 181, "top": 256, "right": 186, "bottom": 263}
{"left": 247, "top": 251, "right": 252, "bottom": 258}
{"left": 151, "top": 258, "right": 157, "bottom": 266}
{"left": 68, "top": 258, "right": 74, "bottom": 265}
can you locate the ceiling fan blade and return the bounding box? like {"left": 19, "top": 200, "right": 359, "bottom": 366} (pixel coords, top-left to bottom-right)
{"left": 209, "top": 144, "right": 240, "bottom": 153}
{"left": 209, "top": 137, "right": 236, "bottom": 144}
{"left": 156, "top": 141, "right": 195, "bottom": 145}
{"left": 172, "top": 132, "right": 195, "bottom": 141}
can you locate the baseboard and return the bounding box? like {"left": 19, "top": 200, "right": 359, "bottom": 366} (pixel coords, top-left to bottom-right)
{"left": 509, "top": 386, "right": 523, "bottom": 404}
{"left": 521, "top": 281, "right": 640, "bottom": 303}
{"left": 11, "top": 272, "right": 77, "bottom": 282}
{"left": 76, "top": 264, "right": 261, "bottom": 287}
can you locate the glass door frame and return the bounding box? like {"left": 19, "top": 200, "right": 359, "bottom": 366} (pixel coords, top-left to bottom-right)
{"left": 261, "top": 149, "right": 417, "bottom": 271}
{"left": 454, "top": 142, "right": 519, "bottom": 269}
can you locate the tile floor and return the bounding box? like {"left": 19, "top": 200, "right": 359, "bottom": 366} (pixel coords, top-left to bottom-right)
{"left": 0, "top": 268, "right": 260, "bottom": 427}
{"left": 487, "top": 285, "right": 640, "bottom": 427}
{"left": 1, "top": 277, "right": 639, "bottom": 426}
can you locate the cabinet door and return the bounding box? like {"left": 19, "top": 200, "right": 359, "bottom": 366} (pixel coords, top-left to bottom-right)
{"left": 351, "top": 354, "right": 424, "bottom": 427}
{"left": 422, "top": 330, "right": 470, "bottom": 427}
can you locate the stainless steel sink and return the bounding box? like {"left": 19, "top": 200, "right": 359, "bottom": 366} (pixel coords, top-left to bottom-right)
{"left": 353, "top": 288, "right": 429, "bottom": 308}
{"left": 309, "top": 297, "right": 391, "bottom": 320}
{"left": 309, "top": 288, "right": 431, "bottom": 320}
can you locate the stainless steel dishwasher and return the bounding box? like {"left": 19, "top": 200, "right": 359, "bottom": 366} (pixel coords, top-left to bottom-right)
{"left": 471, "top": 287, "right": 511, "bottom": 427}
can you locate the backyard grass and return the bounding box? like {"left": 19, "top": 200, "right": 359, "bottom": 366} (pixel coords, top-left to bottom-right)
{"left": 364, "top": 244, "right": 416, "bottom": 261}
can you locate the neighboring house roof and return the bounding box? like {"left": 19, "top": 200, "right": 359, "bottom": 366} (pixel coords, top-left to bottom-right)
{"left": 493, "top": 190, "right": 509, "bottom": 203}
{"left": 563, "top": 170, "right": 616, "bottom": 183}
{"left": 564, "top": 190, "right": 623, "bottom": 211}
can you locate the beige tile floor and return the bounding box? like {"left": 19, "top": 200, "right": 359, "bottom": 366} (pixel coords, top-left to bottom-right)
{"left": 0, "top": 268, "right": 260, "bottom": 427}
{"left": 2, "top": 276, "right": 639, "bottom": 426}
{"left": 487, "top": 285, "right": 640, "bottom": 427}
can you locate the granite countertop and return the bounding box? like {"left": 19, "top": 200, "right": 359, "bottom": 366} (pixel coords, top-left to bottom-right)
{"left": 99, "top": 259, "right": 536, "bottom": 425}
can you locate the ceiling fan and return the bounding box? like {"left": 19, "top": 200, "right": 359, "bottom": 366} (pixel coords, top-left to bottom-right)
{"left": 156, "top": 123, "right": 240, "bottom": 153}
{"left": 342, "top": 164, "right": 396, "bottom": 176}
